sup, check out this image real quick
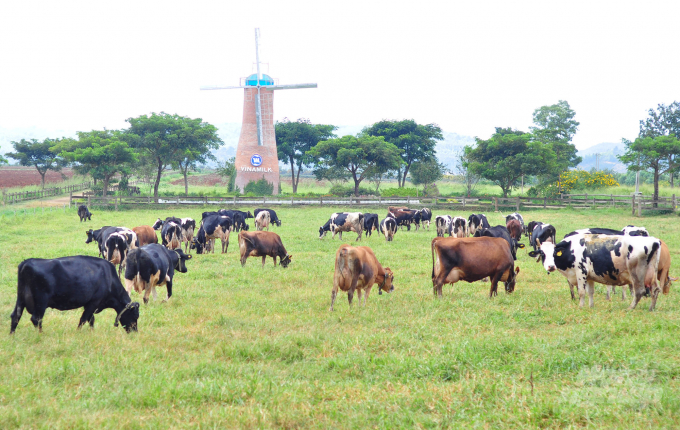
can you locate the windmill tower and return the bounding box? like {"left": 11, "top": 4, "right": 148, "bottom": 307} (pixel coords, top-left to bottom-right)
{"left": 201, "top": 28, "right": 317, "bottom": 194}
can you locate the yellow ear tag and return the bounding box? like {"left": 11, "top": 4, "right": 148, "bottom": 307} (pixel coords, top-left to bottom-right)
{"left": 556, "top": 251, "right": 563, "bottom": 257}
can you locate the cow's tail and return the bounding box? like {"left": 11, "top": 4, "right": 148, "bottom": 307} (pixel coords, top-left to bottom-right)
{"left": 431, "top": 238, "right": 437, "bottom": 280}
{"left": 336, "top": 247, "right": 352, "bottom": 286}
{"left": 644, "top": 241, "right": 661, "bottom": 290}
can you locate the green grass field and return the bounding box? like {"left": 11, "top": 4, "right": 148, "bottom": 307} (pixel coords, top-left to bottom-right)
{"left": 1, "top": 206, "right": 680, "bottom": 428}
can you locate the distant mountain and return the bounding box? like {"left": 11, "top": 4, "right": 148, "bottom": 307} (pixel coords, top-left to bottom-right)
{"left": 576, "top": 142, "right": 626, "bottom": 173}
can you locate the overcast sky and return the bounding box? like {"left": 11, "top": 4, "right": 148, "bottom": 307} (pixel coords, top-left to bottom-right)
{"left": 1, "top": 0, "right": 679, "bottom": 149}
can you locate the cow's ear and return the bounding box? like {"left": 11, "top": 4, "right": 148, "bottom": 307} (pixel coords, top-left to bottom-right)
{"left": 288, "top": 254, "right": 293, "bottom": 260}
{"left": 527, "top": 250, "right": 540, "bottom": 257}
{"left": 517, "top": 243, "right": 525, "bottom": 249}
{"left": 186, "top": 254, "right": 192, "bottom": 259}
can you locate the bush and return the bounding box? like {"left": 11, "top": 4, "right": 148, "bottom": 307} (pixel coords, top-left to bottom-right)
{"left": 328, "top": 184, "right": 376, "bottom": 196}
{"left": 528, "top": 170, "right": 620, "bottom": 197}
{"left": 244, "top": 177, "right": 274, "bottom": 196}
{"left": 379, "top": 187, "right": 419, "bottom": 197}
{"left": 422, "top": 183, "right": 439, "bottom": 197}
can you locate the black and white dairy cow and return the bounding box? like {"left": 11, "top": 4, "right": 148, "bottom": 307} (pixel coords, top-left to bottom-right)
{"left": 254, "top": 208, "right": 281, "bottom": 227}
{"left": 418, "top": 208, "right": 432, "bottom": 231}
{"left": 363, "top": 213, "right": 380, "bottom": 237}
{"left": 467, "top": 214, "right": 490, "bottom": 237}
{"left": 528, "top": 234, "right": 662, "bottom": 310}
{"left": 10, "top": 256, "right": 140, "bottom": 333}
{"left": 379, "top": 216, "right": 398, "bottom": 241}
{"left": 319, "top": 212, "right": 364, "bottom": 241}
{"left": 196, "top": 215, "right": 233, "bottom": 253}
{"left": 435, "top": 215, "right": 453, "bottom": 237}
{"left": 180, "top": 218, "right": 196, "bottom": 253}
{"left": 474, "top": 225, "right": 525, "bottom": 260}
{"left": 124, "top": 243, "right": 192, "bottom": 304}
{"left": 86, "top": 226, "right": 112, "bottom": 256}
{"left": 78, "top": 205, "right": 92, "bottom": 222}
{"left": 451, "top": 216, "right": 467, "bottom": 238}
{"left": 505, "top": 213, "right": 525, "bottom": 236}
{"left": 528, "top": 221, "right": 556, "bottom": 251}
{"left": 99, "top": 226, "right": 138, "bottom": 274}
{"left": 217, "top": 209, "right": 252, "bottom": 232}
{"left": 152, "top": 217, "right": 183, "bottom": 249}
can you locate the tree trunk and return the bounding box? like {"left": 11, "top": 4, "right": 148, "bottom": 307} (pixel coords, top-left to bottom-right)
{"left": 296, "top": 166, "right": 302, "bottom": 194}
{"left": 402, "top": 162, "right": 412, "bottom": 189}
{"left": 654, "top": 167, "right": 660, "bottom": 208}
{"left": 397, "top": 167, "right": 404, "bottom": 188}
{"left": 154, "top": 157, "right": 163, "bottom": 203}
{"left": 290, "top": 156, "right": 297, "bottom": 194}
{"left": 39, "top": 171, "right": 46, "bottom": 190}
{"left": 182, "top": 164, "right": 189, "bottom": 197}
{"left": 103, "top": 175, "right": 110, "bottom": 203}
{"left": 352, "top": 170, "right": 360, "bottom": 197}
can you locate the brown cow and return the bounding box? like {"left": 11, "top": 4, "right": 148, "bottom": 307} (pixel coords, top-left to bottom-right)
{"left": 133, "top": 226, "right": 158, "bottom": 246}
{"left": 431, "top": 236, "right": 519, "bottom": 298}
{"left": 506, "top": 219, "right": 522, "bottom": 241}
{"left": 331, "top": 245, "right": 394, "bottom": 311}
{"left": 238, "top": 231, "right": 292, "bottom": 268}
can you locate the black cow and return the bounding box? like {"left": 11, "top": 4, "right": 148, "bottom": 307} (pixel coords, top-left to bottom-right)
{"left": 528, "top": 222, "right": 557, "bottom": 251}
{"left": 468, "top": 214, "right": 490, "bottom": 236}
{"left": 363, "top": 213, "right": 379, "bottom": 237}
{"left": 218, "top": 209, "right": 251, "bottom": 232}
{"left": 10, "top": 256, "right": 140, "bottom": 333}
{"left": 78, "top": 205, "right": 92, "bottom": 222}
{"left": 474, "top": 225, "right": 525, "bottom": 260}
{"left": 124, "top": 244, "right": 192, "bottom": 304}
{"left": 254, "top": 208, "right": 281, "bottom": 227}
{"left": 86, "top": 226, "right": 111, "bottom": 256}
{"left": 418, "top": 208, "right": 432, "bottom": 230}
{"left": 194, "top": 215, "right": 233, "bottom": 253}
{"left": 190, "top": 225, "right": 211, "bottom": 254}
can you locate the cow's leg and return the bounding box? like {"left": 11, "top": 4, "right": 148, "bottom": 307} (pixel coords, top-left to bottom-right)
{"left": 567, "top": 281, "right": 575, "bottom": 301}
{"left": 30, "top": 310, "right": 45, "bottom": 333}
{"left": 338, "top": 231, "right": 342, "bottom": 240}
{"left": 330, "top": 284, "right": 339, "bottom": 311}
{"left": 273, "top": 256, "right": 277, "bottom": 266}
{"left": 163, "top": 280, "right": 173, "bottom": 302}
{"left": 364, "top": 286, "right": 371, "bottom": 306}
{"left": 240, "top": 253, "right": 248, "bottom": 267}
{"left": 577, "top": 282, "right": 587, "bottom": 308}
{"left": 78, "top": 303, "right": 98, "bottom": 329}
{"left": 347, "top": 277, "right": 359, "bottom": 307}
{"left": 606, "top": 285, "right": 612, "bottom": 301}
{"left": 649, "top": 286, "right": 660, "bottom": 311}
{"left": 261, "top": 256, "right": 266, "bottom": 268}
{"left": 629, "top": 287, "right": 643, "bottom": 310}
{"left": 357, "top": 289, "right": 363, "bottom": 306}
{"left": 490, "top": 272, "right": 503, "bottom": 298}
{"left": 152, "top": 285, "right": 158, "bottom": 302}
{"left": 10, "top": 301, "right": 24, "bottom": 334}
{"left": 586, "top": 280, "right": 595, "bottom": 308}
{"left": 143, "top": 284, "right": 152, "bottom": 305}
{"left": 356, "top": 229, "right": 362, "bottom": 242}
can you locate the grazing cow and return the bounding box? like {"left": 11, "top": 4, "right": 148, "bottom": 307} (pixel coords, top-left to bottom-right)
{"left": 255, "top": 210, "right": 271, "bottom": 231}
{"left": 152, "top": 216, "right": 182, "bottom": 231}
{"left": 190, "top": 225, "right": 212, "bottom": 254}
{"left": 124, "top": 244, "right": 192, "bottom": 304}
{"left": 528, "top": 234, "right": 662, "bottom": 310}
{"left": 78, "top": 205, "right": 92, "bottom": 222}
{"left": 505, "top": 213, "right": 525, "bottom": 236}
{"left": 528, "top": 222, "right": 556, "bottom": 251}
{"left": 199, "top": 215, "right": 233, "bottom": 253}
{"left": 180, "top": 218, "right": 196, "bottom": 253}
{"left": 160, "top": 221, "right": 183, "bottom": 250}
{"left": 506, "top": 219, "right": 522, "bottom": 242}
{"left": 467, "top": 214, "right": 490, "bottom": 236}
{"left": 99, "top": 227, "right": 138, "bottom": 273}
{"left": 217, "top": 209, "right": 251, "bottom": 232}
{"left": 319, "top": 212, "right": 364, "bottom": 241}
{"left": 451, "top": 216, "right": 467, "bottom": 238}
{"left": 388, "top": 207, "right": 417, "bottom": 231}
{"left": 10, "top": 256, "right": 140, "bottom": 333}
{"left": 474, "top": 225, "right": 525, "bottom": 260}
{"left": 379, "top": 216, "right": 398, "bottom": 241}
{"left": 86, "top": 226, "right": 111, "bottom": 257}
{"left": 435, "top": 215, "right": 453, "bottom": 237}
{"left": 431, "top": 236, "right": 519, "bottom": 298}
{"left": 254, "top": 208, "right": 281, "bottom": 227}
{"left": 363, "top": 213, "right": 380, "bottom": 237}
{"left": 238, "top": 231, "right": 292, "bottom": 268}
{"left": 330, "top": 245, "right": 395, "bottom": 311}
{"left": 133, "top": 225, "right": 158, "bottom": 246}
{"left": 419, "top": 208, "right": 433, "bottom": 230}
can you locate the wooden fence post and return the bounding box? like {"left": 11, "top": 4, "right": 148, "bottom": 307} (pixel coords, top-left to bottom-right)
{"left": 673, "top": 194, "right": 676, "bottom": 210}
{"left": 543, "top": 197, "right": 547, "bottom": 209}
{"left": 637, "top": 196, "right": 642, "bottom": 217}
{"left": 494, "top": 197, "right": 498, "bottom": 212}
{"left": 631, "top": 195, "right": 636, "bottom": 215}
{"left": 516, "top": 196, "right": 520, "bottom": 211}
{"left": 115, "top": 196, "right": 118, "bottom": 211}
{"left": 462, "top": 196, "right": 466, "bottom": 209}
{"left": 87, "top": 194, "right": 91, "bottom": 207}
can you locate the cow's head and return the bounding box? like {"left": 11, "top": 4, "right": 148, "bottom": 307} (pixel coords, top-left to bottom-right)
{"left": 114, "top": 301, "right": 140, "bottom": 333}
{"left": 378, "top": 268, "right": 395, "bottom": 295}
{"left": 242, "top": 223, "right": 250, "bottom": 231}
{"left": 319, "top": 226, "right": 327, "bottom": 239}
{"left": 280, "top": 254, "right": 293, "bottom": 268}
{"left": 528, "top": 239, "right": 559, "bottom": 273}
{"left": 190, "top": 237, "right": 204, "bottom": 254}
{"left": 173, "top": 248, "right": 192, "bottom": 273}
{"left": 85, "top": 229, "right": 94, "bottom": 244}
{"left": 623, "top": 225, "right": 649, "bottom": 237}
{"left": 505, "top": 266, "right": 520, "bottom": 293}
{"left": 275, "top": 220, "right": 282, "bottom": 227}
{"left": 246, "top": 211, "right": 254, "bottom": 219}
{"left": 152, "top": 218, "right": 163, "bottom": 230}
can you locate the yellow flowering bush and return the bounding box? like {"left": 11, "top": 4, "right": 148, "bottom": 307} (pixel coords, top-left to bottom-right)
{"left": 529, "top": 170, "right": 619, "bottom": 197}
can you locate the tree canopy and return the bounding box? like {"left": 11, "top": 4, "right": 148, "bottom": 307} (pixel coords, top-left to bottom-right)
{"left": 276, "top": 118, "right": 337, "bottom": 193}
{"left": 169, "top": 118, "right": 222, "bottom": 196}
{"left": 409, "top": 159, "right": 445, "bottom": 186}
{"left": 465, "top": 128, "right": 556, "bottom": 197}
{"left": 619, "top": 135, "right": 680, "bottom": 203}
{"left": 307, "top": 135, "right": 402, "bottom": 196}
{"left": 363, "top": 119, "right": 442, "bottom": 187}
{"left": 54, "top": 130, "right": 137, "bottom": 197}
{"left": 5, "top": 138, "right": 65, "bottom": 189}
{"left": 637, "top": 101, "right": 680, "bottom": 187}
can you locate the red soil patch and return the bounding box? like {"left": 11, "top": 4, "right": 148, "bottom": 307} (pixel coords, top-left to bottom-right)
{"left": 0, "top": 167, "right": 74, "bottom": 188}
{"left": 170, "top": 174, "right": 228, "bottom": 187}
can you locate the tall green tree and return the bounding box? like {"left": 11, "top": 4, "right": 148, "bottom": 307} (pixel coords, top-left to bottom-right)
{"left": 54, "top": 130, "right": 137, "bottom": 197}
{"left": 619, "top": 135, "right": 680, "bottom": 204}
{"left": 638, "top": 101, "right": 680, "bottom": 187}
{"left": 276, "top": 118, "right": 337, "bottom": 193}
{"left": 170, "top": 118, "right": 223, "bottom": 196}
{"left": 216, "top": 157, "right": 237, "bottom": 193}
{"left": 465, "top": 128, "right": 556, "bottom": 197}
{"left": 409, "top": 159, "right": 445, "bottom": 186}
{"left": 530, "top": 100, "right": 581, "bottom": 191}
{"left": 5, "top": 138, "right": 65, "bottom": 189}
{"left": 307, "top": 135, "right": 402, "bottom": 196}
{"left": 363, "top": 119, "right": 443, "bottom": 188}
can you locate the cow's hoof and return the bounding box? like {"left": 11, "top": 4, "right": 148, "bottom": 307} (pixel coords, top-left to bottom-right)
{"left": 143, "top": 298, "right": 149, "bottom": 305}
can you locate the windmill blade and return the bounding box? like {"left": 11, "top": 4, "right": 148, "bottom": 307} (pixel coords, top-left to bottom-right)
{"left": 200, "top": 85, "right": 248, "bottom": 90}
{"left": 266, "top": 83, "right": 318, "bottom": 90}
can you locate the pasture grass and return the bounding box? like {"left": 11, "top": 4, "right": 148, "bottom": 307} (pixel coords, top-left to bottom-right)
{"left": 1, "top": 206, "right": 680, "bottom": 428}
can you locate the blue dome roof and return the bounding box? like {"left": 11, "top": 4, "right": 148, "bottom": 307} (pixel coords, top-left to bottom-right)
{"left": 245, "top": 73, "right": 274, "bottom": 86}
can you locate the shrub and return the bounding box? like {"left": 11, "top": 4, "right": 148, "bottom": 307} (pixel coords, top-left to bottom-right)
{"left": 328, "top": 184, "right": 376, "bottom": 196}
{"left": 528, "top": 170, "right": 620, "bottom": 197}
{"left": 244, "top": 177, "right": 274, "bottom": 196}
{"left": 379, "top": 187, "right": 419, "bottom": 197}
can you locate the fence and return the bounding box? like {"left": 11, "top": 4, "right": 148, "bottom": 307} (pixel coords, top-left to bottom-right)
{"left": 3, "top": 182, "right": 93, "bottom": 205}
{"left": 67, "top": 192, "right": 678, "bottom": 216}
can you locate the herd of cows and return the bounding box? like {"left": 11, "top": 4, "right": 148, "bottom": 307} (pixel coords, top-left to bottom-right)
{"left": 8, "top": 204, "right": 675, "bottom": 335}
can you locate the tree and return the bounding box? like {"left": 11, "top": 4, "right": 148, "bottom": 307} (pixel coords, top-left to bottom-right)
{"left": 530, "top": 100, "right": 581, "bottom": 192}
{"left": 216, "top": 157, "right": 237, "bottom": 193}
{"left": 638, "top": 101, "right": 680, "bottom": 187}
{"left": 54, "top": 130, "right": 137, "bottom": 198}
{"left": 126, "top": 112, "right": 214, "bottom": 201}
{"left": 276, "top": 118, "right": 337, "bottom": 193}
{"left": 5, "top": 138, "right": 65, "bottom": 189}
{"left": 465, "top": 128, "right": 556, "bottom": 197}
{"left": 0, "top": 154, "right": 8, "bottom": 165}
{"left": 409, "top": 159, "right": 445, "bottom": 186}
{"left": 363, "top": 119, "right": 443, "bottom": 187}
{"left": 308, "top": 135, "right": 402, "bottom": 196}
{"left": 170, "top": 118, "right": 222, "bottom": 196}
{"left": 455, "top": 149, "right": 480, "bottom": 197}
{"left": 619, "top": 135, "right": 680, "bottom": 205}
